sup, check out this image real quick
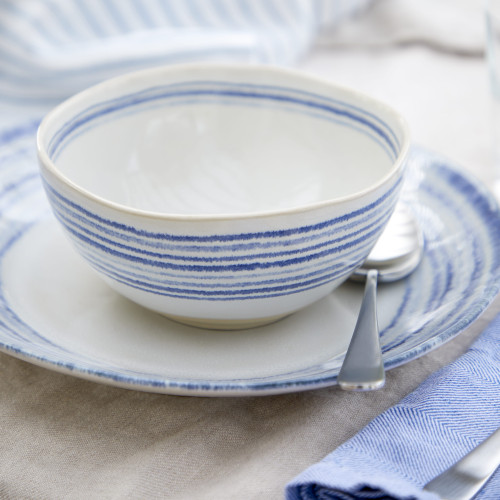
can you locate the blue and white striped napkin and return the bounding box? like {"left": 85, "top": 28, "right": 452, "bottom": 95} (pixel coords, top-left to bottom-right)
{"left": 286, "top": 312, "right": 500, "bottom": 500}
{"left": 0, "top": 0, "right": 371, "bottom": 107}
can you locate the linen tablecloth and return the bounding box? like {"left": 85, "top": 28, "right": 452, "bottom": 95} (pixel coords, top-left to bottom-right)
{"left": 0, "top": 1, "right": 498, "bottom": 498}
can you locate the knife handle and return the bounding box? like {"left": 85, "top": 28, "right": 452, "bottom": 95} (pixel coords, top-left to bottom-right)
{"left": 423, "top": 427, "right": 500, "bottom": 500}
{"left": 458, "top": 427, "right": 500, "bottom": 478}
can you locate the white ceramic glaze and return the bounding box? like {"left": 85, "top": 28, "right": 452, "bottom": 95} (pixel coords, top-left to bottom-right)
{"left": 37, "top": 64, "right": 409, "bottom": 328}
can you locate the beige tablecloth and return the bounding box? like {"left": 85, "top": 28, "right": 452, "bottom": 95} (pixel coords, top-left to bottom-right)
{"left": 1, "top": 1, "right": 499, "bottom": 498}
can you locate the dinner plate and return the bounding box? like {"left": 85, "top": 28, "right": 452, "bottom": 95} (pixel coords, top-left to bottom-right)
{"left": 0, "top": 127, "right": 499, "bottom": 396}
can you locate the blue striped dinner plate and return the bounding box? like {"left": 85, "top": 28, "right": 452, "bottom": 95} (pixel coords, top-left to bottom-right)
{"left": 0, "top": 127, "right": 499, "bottom": 395}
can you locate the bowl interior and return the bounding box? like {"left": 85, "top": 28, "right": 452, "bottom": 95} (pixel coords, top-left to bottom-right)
{"left": 42, "top": 66, "right": 406, "bottom": 216}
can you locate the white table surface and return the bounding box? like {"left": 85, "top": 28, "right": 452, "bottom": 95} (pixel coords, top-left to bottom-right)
{"left": 301, "top": 44, "right": 493, "bottom": 188}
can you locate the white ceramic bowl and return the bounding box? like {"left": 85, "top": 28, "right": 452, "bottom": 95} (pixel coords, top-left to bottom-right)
{"left": 37, "top": 64, "right": 409, "bottom": 330}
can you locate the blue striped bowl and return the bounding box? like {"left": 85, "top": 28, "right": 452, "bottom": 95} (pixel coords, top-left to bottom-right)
{"left": 37, "top": 64, "right": 409, "bottom": 329}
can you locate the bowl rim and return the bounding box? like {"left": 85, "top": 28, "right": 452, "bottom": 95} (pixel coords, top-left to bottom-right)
{"left": 37, "top": 62, "right": 410, "bottom": 222}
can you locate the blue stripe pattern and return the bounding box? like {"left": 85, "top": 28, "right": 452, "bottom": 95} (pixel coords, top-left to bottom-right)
{"left": 43, "top": 179, "right": 400, "bottom": 301}
{"left": 0, "top": 129, "right": 499, "bottom": 397}
{"left": 286, "top": 314, "right": 500, "bottom": 499}
{"left": 47, "top": 81, "right": 400, "bottom": 161}
{"left": 0, "top": 0, "right": 373, "bottom": 104}
{"left": 41, "top": 79, "right": 403, "bottom": 304}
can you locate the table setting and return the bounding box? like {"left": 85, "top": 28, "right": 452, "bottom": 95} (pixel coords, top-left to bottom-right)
{"left": 0, "top": 1, "right": 499, "bottom": 499}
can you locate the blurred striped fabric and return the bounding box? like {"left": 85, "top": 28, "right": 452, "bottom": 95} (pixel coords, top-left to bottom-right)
{"left": 0, "top": 0, "right": 372, "bottom": 107}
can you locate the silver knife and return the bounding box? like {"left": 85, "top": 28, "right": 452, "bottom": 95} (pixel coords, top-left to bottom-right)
{"left": 423, "top": 427, "right": 500, "bottom": 499}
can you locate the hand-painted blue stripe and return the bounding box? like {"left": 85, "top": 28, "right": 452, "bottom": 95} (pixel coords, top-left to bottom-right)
{"left": 384, "top": 249, "right": 477, "bottom": 354}
{"left": 426, "top": 254, "right": 454, "bottom": 314}
{"left": 48, "top": 87, "right": 399, "bottom": 158}
{"left": 69, "top": 217, "right": 373, "bottom": 279}
{"left": 52, "top": 194, "right": 391, "bottom": 252}
{"left": 368, "top": 189, "right": 463, "bottom": 348}
{"left": 418, "top": 195, "right": 488, "bottom": 330}
{"left": 72, "top": 233, "right": 371, "bottom": 286}
{"left": 379, "top": 280, "right": 413, "bottom": 344}
{"left": 382, "top": 242, "right": 447, "bottom": 351}
{"left": 0, "top": 124, "right": 37, "bottom": 148}
{"left": 54, "top": 212, "right": 374, "bottom": 279}
{"left": 0, "top": 120, "right": 39, "bottom": 144}
{"left": 382, "top": 167, "right": 497, "bottom": 356}
{"left": 0, "top": 172, "right": 40, "bottom": 203}
{"left": 51, "top": 94, "right": 396, "bottom": 165}
{"left": 46, "top": 83, "right": 399, "bottom": 155}
{"left": 0, "top": 316, "right": 38, "bottom": 346}
{"left": 42, "top": 177, "right": 401, "bottom": 242}
{"left": 76, "top": 244, "right": 363, "bottom": 290}
{"left": 47, "top": 79, "right": 401, "bottom": 152}
{"left": 52, "top": 198, "right": 390, "bottom": 263}
{"left": 429, "top": 206, "right": 472, "bottom": 314}
{"left": 420, "top": 184, "right": 480, "bottom": 314}
{"left": 178, "top": 81, "right": 401, "bottom": 149}
{"left": 440, "top": 162, "right": 500, "bottom": 271}
{"left": 55, "top": 212, "right": 377, "bottom": 273}
{"left": 89, "top": 248, "right": 360, "bottom": 298}
{"left": 0, "top": 156, "right": 44, "bottom": 214}
{"left": 90, "top": 257, "right": 354, "bottom": 301}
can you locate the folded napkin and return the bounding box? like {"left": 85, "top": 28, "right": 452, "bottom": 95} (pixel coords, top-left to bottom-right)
{"left": 286, "top": 312, "right": 500, "bottom": 500}
{"left": 0, "top": 0, "right": 371, "bottom": 107}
